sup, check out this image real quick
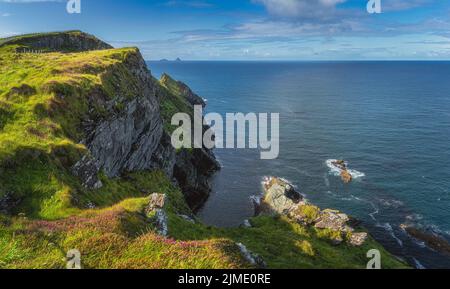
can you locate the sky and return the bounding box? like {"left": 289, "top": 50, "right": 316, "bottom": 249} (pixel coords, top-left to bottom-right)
{"left": 1, "top": 0, "right": 450, "bottom": 60}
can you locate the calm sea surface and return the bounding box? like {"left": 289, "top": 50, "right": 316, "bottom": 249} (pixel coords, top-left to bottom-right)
{"left": 148, "top": 61, "right": 450, "bottom": 268}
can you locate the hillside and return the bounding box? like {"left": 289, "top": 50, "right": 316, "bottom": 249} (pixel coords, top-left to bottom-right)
{"left": 0, "top": 31, "right": 408, "bottom": 269}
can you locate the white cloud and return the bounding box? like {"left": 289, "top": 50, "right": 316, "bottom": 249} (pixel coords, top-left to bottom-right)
{"left": 252, "top": 0, "right": 347, "bottom": 18}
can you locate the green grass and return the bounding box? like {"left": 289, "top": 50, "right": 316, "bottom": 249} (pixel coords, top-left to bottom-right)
{"left": 0, "top": 43, "right": 144, "bottom": 218}
{"left": 0, "top": 33, "right": 410, "bottom": 269}
{"left": 156, "top": 73, "right": 195, "bottom": 133}
{"left": 0, "top": 169, "right": 408, "bottom": 269}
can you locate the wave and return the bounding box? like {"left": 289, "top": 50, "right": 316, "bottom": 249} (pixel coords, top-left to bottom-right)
{"left": 412, "top": 258, "right": 426, "bottom": 269}
{"left": 376, "top": 222, "right": 403, "bottom": 247}
{"left": 377, "top": 198, "right": 404, "bottom": 208}
{"left": 326, "top": 159, "right": 365, "bottom": 179}
{"left": 323, "top": 173, "right": 330, "bottom": 187}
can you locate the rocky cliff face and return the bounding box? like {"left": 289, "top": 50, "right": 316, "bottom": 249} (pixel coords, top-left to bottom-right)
{"left": 72, "top": 51, "right": 164, "bottom": 187}
{"left": 69, "top": 39, "right": 218, "bottom": 210}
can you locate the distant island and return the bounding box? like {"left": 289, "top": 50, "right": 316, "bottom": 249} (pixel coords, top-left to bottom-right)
{"left": 159, "top": 57, "right": 182, "bottom": 62}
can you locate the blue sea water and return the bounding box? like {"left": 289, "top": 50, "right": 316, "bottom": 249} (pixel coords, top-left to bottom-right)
{"left": 148, "top": 61, "right": 450, "bottom": 269}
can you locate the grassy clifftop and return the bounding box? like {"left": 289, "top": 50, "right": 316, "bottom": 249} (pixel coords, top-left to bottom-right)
{"left": 0, "top": 32, "right": 408, "bottom": 269}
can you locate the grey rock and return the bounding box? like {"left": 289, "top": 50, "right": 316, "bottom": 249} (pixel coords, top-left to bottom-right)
{"left": 241, "top": 219, "right": 252, "bottom": 228}
{"left": 155, "top": 209, "right": 168, "bottom": 237}
{"left": 236, "top": 243, "right": 266, "bottom": 268}
{"left": 178, "top": 214, "right": 196, "bottom": 224}
{"left": 72, "top": 154, "right": 103, "bottom": 189}
{"left": 174, "top": 148, "right": 220, "bottom": 211}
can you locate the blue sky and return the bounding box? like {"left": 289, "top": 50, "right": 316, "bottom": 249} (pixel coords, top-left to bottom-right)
{"left": 1, "top": 0, "right": 450, "bottom": 60}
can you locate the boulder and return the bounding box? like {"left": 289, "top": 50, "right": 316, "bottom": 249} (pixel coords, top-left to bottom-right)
{"left": 332, "top": 160, "right": 347, "bottom": 170}
{"left": 401, "top": 225, "right": 450, "bottom": 256}
{"left": 349, "top": 232, "right": 368, "bottom": 246}
{"left": 314, "top": 210, "right": 350, "bottom": 231}
{"left": 145, "top": 193, "right": 168, "bottom": 237}
{"left": 240, "top": 219, "right": 252, "bottom": 228}
{"left": 262, "top": 177, "right": 303, "bottom": 215}
{"left": 258, "top": 176, "right": 367, "bottom": 247}
{"left": 147, "top": 193, "right": 166, "bottom": 210}
{"left": 340, "top": 170, "right": 353, "bottom": 183}
{"left": 236, "top": 243, "right": 266, "bottom": 268}
{"left": 178, "top": 214, "right": 196, "bottom": 224}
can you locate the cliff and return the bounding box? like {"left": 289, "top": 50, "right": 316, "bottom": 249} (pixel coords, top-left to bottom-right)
{"left": 0, "top": 31, "right": 113, "bottom": 52}
{"left": 0, "top": 32, "right": 407, "bottom": 269}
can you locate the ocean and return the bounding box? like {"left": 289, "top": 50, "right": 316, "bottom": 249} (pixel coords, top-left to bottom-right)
{"left": 148, "top": 61, "right": 450, "bottom": 269}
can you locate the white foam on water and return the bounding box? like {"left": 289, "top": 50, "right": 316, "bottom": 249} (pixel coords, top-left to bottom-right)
{"left": 368, "top": 203, "right": 379, "bottom": 221}
{"left": 413, "top": 258, "right": 426, "bottom": 269}
{"left": 326, "top": 159, "right": 365, "bottom": 179}
{"left": 323, "top": 173, "right": 330, "bottom": 187}
{"left": 377, "top": 198, "right": 404, "bottom": 208}
{"left": 376, "top": 222, "right": 403, "bottom": 247}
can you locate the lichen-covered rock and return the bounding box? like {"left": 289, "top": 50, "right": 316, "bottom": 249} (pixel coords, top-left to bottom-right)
{"left": 349, "top": 232, "right": 368, "bottom": 246}
{"left": 145, "top": 193, "right": 168, "bottom": 237}
{"left": 262, "top": 177, "right": 303, "bottom": 215}
{"left": 314, "top": 210, "right": 351, "bottom": 232}
{"left": 147, "top": 193, "right": 167, "bottom": 210}
{"left": 260, "top": 177, "right": 367, "bottom": 246}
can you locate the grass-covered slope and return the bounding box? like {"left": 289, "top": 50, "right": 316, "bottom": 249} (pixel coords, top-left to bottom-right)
{"left": 0, "top": 41, "right": 150, "bottom": 219}
{"left": 0, "top": 32, "right": 408, "bottom": 269}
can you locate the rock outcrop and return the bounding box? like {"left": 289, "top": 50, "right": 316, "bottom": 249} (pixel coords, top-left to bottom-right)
{"left": 257, "top": 177, "right": 368, "bottom": 246}
{"left": 72, "top": 49, "right": 164, "bottom": 187}
{"left": 401, "top": 224, "right": 450, "bottom": 256}
{"left": 261, "top": 177, "right": 303, "bottom": 215}
{"left": 160, "top": 73, "right": 206, "bottom": 107}
{"left": 330, "top": 160, "right": 353, "bottom": 183}
{"left": 145, "top": 193, "right": 169, "bottom": 236}
{"left": 340, "top": 170, "right": 353, "bottom": 184}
